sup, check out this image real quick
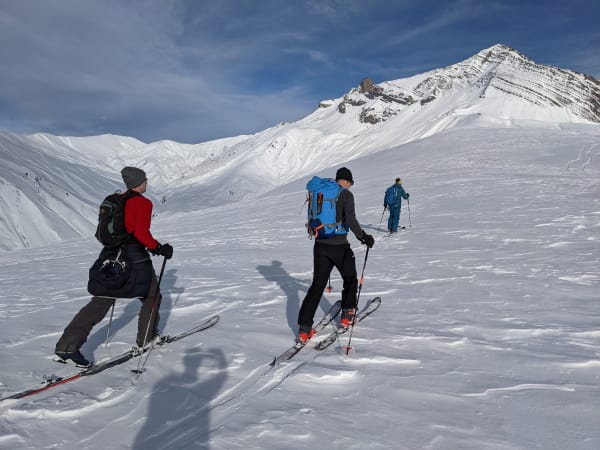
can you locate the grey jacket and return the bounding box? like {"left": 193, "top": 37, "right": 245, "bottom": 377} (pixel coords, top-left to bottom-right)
{"left": 317, "top": 189, "right": 365, "bottom": 245}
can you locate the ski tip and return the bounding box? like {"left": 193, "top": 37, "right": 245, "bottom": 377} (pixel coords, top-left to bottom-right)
{"left": 371, "top": 296, "right": 382, "bottom": 303}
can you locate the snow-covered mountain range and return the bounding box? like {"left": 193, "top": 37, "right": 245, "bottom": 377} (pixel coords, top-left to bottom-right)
{"left": 1, "top": 44, "right": 599, "bottom": 252}
{"left": 344, "top": 44, "right": 600, "bottom": 125}
{"left": 1, "top": 44, "right": 599, "bottom": 449}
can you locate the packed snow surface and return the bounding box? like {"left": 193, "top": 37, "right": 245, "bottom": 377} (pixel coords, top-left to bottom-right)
{"left": 1, "top": 122, "right": 599, "bottom": 449}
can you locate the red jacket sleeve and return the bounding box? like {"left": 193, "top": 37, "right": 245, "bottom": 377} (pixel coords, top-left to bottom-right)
{"left": 124, "top": 195, "right": 159, "bottom": 250}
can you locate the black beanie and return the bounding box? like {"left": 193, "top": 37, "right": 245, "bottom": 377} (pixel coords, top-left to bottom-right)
{"left": 121, "top": 166, "right": 147, "bottom": 190}
{"left": 335, "top": 167, "right": 354, "bottom": 184}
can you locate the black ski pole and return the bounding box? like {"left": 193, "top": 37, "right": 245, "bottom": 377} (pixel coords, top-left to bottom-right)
{"left": 344, "top": 247, "right": 370, "bottom": 355}
{"left": 133, "top": 256, "right": 168, "bottom": 377}
{"left": 407, "top": 199, "right": 412, "bottom": 228}
{"left": 377, "top": 207, "right": 386, "bottom": 234}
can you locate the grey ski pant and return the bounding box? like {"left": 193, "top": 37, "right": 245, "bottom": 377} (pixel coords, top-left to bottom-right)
{"left": 55, "top": 271, "right": 161, "bottom": 352}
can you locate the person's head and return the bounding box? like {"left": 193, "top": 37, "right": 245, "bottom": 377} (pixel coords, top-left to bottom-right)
{"left": 335, "top": 167, "right": 354, "bottom": 189}
{"left": 395, "top": 177, "right": 402, "bottom": 185}
{"left": 121, "top": 166, "right": 147, "bottom": 193}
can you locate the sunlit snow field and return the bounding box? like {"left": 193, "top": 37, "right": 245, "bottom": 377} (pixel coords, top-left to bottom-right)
{"left": 0, "top": 124, "right": 599, "bottom": 449}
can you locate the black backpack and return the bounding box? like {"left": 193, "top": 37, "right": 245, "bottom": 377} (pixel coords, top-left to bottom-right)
{"left": 95, "top": 191, "right": 136, "bottom": 248}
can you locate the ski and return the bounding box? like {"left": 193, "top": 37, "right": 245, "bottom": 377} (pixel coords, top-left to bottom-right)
{"left": 383, "top": 227, "right": 406, "bottom": 236}
{"left": 271, "top": 300, "right": 342, "bottom": 366}
{"left": 1, "top": 315, "right": 220, "bottom": 402}
{"left": 315, "top": 297, "right": 381, "bottom": 351}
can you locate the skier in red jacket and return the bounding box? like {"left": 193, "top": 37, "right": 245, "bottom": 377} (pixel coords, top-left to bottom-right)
{"left": 54, "top": 167, "right": 173, "bottom": 366}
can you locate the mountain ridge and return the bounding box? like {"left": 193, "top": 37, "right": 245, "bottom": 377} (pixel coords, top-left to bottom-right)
{"left": 1, "top": 44, "right": 599, "bottom": 251}
{"left": 334, "top": 44, "right": 600, "bottom": 125}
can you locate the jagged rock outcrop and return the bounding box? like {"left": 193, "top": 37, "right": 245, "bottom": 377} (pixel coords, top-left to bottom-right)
{"left": 360, "top": 78, "right": 375, "bottom": 93}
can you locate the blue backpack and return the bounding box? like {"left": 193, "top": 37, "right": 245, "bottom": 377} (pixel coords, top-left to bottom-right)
{"left": 385, "top": 185, "right": 399, "bottom": 206}
{"left": 306, "top": 176, "right": 349, "bottom": 239}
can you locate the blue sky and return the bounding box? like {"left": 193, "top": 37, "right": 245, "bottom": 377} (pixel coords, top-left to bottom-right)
{"left": 1, "top": 0, "right": 598, "bottom": 144}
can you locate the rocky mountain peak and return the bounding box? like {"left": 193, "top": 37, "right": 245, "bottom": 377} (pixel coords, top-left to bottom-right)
{"left": 472, "top": 44, "right": 532, "bottom": 65}
{"left": 335, "top": 44, "right": 600, "bottom": 125}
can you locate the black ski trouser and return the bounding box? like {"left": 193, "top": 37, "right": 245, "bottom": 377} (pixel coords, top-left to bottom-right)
{"left": 298, "top": 242, "right": 358, "bottom": 327}
{"left": 55, "top": 271, "right": 162, "bottom": 353}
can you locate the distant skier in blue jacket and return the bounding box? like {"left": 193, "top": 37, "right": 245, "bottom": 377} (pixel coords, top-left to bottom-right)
{"left": 384, "top": 178, "right": 409, "bottom": 233}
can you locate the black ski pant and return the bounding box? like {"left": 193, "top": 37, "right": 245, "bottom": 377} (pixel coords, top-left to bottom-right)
{"left": 55, "top": 271, "right": 162, "bottom": 353}
{"left": 298, "top": 242, "right": 357, "bottom": 327}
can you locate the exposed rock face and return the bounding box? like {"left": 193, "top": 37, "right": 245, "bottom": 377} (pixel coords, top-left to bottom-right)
{"left": 335, "top": 44, "right": 600, "bottom": 125}
{"left": 360, "top": 78, "right": 374, "bottom": 93}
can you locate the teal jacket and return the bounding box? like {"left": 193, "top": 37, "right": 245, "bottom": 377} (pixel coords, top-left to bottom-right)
{"left": 384, "top": 184, "right": 409, "bottom": 207}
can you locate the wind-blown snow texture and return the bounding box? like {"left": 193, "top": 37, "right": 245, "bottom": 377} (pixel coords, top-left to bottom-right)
{"left": 0, "top": 44, "right": 599, "bottom": 449}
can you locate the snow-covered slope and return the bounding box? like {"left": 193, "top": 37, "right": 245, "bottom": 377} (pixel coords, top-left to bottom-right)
{"left": 1, "top": 44, "right": 599, "bottom": 251}
{"left": 0, "top": 132, "right": 119, "bottom": 251}
{"left": 342, "top": 44, "right": 600, "bottom": 126}
{"left": 0, "top": 123, "right": 598, "bottom": 449}
{"left": 0, "top": 131, "right": 250, "bottom": 251}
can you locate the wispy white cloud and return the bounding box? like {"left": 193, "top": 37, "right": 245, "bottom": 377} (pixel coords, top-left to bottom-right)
{"left": 281, "top": 48, "right": 332, "bottom": 65}
{"left": 386, "top": 0, "right": 506, "bottom": 47}
{"left": 0, "top": 0, "right": 597, "bottom": 142}
{"left": 0, "top": 0, "right": 318, "bottom": 142}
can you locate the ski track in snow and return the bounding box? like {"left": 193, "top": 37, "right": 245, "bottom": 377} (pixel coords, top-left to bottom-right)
{"left": 0, "top": 125, "right": 599, "bottom": 449}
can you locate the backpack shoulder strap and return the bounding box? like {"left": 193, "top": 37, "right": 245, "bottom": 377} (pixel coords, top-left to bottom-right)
{"left": 123, "top": 190, "right": 141, "bottom": 200}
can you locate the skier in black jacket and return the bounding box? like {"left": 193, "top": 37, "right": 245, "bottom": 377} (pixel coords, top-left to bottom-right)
{"left": 297, "top": 167, "right": 374, "bottom": 343}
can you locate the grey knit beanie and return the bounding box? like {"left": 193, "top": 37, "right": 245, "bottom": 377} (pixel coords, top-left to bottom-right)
{"left": 121, "top": 166, "right": 146, "bottom": 190}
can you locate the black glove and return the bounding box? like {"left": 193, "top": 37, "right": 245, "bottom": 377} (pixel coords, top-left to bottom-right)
{"left": 152, "top": 243, "right": 173, "bottom": 259}
{"left": 359, "top": 233, "right": 375, "bottom": 248}
{"left": 383, "top": 203, "right": 387, "bottom": 209}
{"left": 406, "top": 193, "right": 410, "bottom": 199}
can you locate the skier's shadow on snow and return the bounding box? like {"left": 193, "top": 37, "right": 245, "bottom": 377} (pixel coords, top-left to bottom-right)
{"left": 256, "top": 260, "right": 336, "bottom": 336}
{"left": 132, "top": 347, "right": 227, "bottom": 450}
{"left": 362, "top": 223, "right": 380, "bottom": 232}
{"left": 83, "top": 269, "right": 183, "bottom": 358}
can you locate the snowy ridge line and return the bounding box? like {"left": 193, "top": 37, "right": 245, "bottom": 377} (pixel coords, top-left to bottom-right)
{"left": 2, "top": 45, "right": 599, "bottom": 252}
{"left": 0, "top": 315, "right": 220, "bottom": 402}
